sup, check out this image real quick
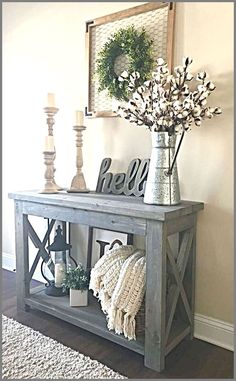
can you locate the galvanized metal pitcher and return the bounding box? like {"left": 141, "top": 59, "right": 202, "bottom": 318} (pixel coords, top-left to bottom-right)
{"left": 144, "top": 132, "right": 181, "bottom": 205}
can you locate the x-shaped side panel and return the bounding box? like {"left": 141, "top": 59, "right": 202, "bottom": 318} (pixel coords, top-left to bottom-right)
{"left": 27, "top": 217, "right": 56, "bottom": 278}
{"left": 165, "top": 228, "right": 194, "bottom": 344}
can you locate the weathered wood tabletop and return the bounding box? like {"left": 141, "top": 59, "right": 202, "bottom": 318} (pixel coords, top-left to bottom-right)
{"left": 9, "top": 190, "right": 204, "bottom": 221}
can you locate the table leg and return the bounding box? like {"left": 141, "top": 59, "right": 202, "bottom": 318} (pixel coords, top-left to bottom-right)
{"left": 145, "top": 220, "right": 167, "bottom": 372}
{"left": 189, "top": 215, "right": 197, "bottom": 339}
{"left": 14, "top": 201, "right": 30, "bottom": 311}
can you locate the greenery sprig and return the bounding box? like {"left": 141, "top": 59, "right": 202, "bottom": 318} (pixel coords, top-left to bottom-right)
{"left": 96, "top": 25, "right": 154, "bottom": 101}
{"left": 62, "top": 264, "right": 89, "bottom": 292}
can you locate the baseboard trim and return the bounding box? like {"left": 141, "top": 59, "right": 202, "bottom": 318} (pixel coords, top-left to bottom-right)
{"left": 194, "top": 313, "right": 234, "bottom": 351}
{"left": 2, "top": 251, "right": 16, "bottom": 271}
{"left": 2, "top": 252, "right": 44, "bottom": 282}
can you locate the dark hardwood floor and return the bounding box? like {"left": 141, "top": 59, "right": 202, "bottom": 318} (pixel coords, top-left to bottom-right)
{"left": 2, "top": 269, "right": 234, "bottom": 379}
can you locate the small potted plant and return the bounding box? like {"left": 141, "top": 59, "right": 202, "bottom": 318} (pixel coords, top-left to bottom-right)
{"left": 62, "top": 264, "right": 89, "bottom": 307}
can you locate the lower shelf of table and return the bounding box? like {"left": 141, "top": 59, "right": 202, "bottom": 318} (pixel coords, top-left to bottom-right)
{"left": 25, "top": 286, "right": 191, "bottom": 357}
{"left": 25, "top": 287, "right": 145, "bottom": 354}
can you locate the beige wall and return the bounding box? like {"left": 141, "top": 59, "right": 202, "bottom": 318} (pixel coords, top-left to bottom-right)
{"left": 2, "top": 2, "right": 234, "bottom": 324}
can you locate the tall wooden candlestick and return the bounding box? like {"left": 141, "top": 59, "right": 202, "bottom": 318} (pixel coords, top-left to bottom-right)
{"left": 43, "top": 106, "right": 62, "bottom": 191}
{"left": 68, "top": 125, "right": 89, "bottom": 193}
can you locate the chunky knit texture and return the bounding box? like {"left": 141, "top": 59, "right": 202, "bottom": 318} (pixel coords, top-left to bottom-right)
{"left": 89, "top": 245, "right": 135, "bottom": 313}
{"left": 89, "top": 245, "right": 146, "bottom": 340}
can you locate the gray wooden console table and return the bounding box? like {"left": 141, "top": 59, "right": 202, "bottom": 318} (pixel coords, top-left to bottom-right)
{"left": 9, "top": 190, "right": 204, "bottom": 372}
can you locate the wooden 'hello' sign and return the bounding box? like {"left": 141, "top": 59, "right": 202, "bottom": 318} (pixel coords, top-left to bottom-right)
{"left": 96, "top": 158, "right": 150, "bottom": 197}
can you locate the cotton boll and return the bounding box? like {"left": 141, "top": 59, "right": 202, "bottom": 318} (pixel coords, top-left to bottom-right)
{"left": 183, "top": 56, "right": 193, "bottom": 66}
{"left": 148, "top": 115, "right": 154, "bottom": 122}
{"left": 137, "top": 86, "right": 145, "bottom": 94}
{"left": 186, "top": 73, "right": 194, "bottom": 81}
{"left": 160, "top": 103, "right": 167, "bottom": 111}
{"left": 183, "top": 122, "right": 190, "bottom": 130}
{"left": 172, "top": 89, "right": 179, "bottom": 95}
{"left": 157, "top": 118, "right": 163, "bottom": 126}
{"left": 197, "top": 85, "right": 207, "bottom": 92}
{"left": 207, "top": 82, "right": 216, "bottom": 91}
{"left": 118, "top": 76, "right": 124, "bottom": 82}
{"left": 133, "top": 92, "right": 140, "bottom": 101}
{"left": 214, "top": 107, "right": 222, "bottom": 114}
{"left": 205, "top": 111, "right": 213, "bottom": 119}
{"left": 144, "top": 80, "right": 151, "bottom": 87}
{"left": 182, "top": 85, "right": 190, "bottom": 95}
{"left": 152, "top": 72, "right": 160, "bottom": 81}
{"left": 196, "top": 71, "right": 207, "bottom": 81}
{"left": 130, "top": 72, "right": 136, "bottom": 80}
{"left": 174, "top": 125, "right": 182, "bottom": 133}
{"left": 160, "top": 67, "right": 169, "bottom": 75}
{"left": 173, "top": 100, "right": 180, "bottom": 107}
{"left": 184, "top": 100, "right": 193, "bottom": 110}
{"left": 201, "top": 92, "right": 209, "bottom": 99}
{"left": 166, "top": 75, "right": 173, "bottom": 83}
{"left": 121, "top": 70, "right": 129, "bottom": 78}
{"left": 193, "top": 107, "right": 201, "bottom": 116}
{"left": 118, "top": 108, "right": 128, "bottom": 118}
{"left": 130, "top": 116, "right": 138, "bottom": 122}
{"left": 157, "top": 57, "right": 165, "bottom": 66}
{"left": 128, "top": 100, "right": 136, "bottom": 108}
{"left": 174, "top": 66, "right": 184, "bottom": 74}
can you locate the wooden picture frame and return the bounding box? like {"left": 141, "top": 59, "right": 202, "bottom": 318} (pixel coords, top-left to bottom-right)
{"left": 85, "top": 2, "right": 176, "bottom": 118}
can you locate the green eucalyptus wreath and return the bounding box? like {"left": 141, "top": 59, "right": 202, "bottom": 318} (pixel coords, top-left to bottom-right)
{"left": 96, "top": 26, "right": 154, "bottom": 101}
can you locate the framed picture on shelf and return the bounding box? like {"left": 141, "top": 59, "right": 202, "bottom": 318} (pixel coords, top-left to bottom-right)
{"left": 86, "top": 226, "right": 134, "bottom": 269}
{"left": 85, "top": 2, "right": 176, "bottom": 118}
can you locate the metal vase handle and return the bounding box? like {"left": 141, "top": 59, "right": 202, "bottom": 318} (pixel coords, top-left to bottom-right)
{"left": 165, "top": 131, "right": 185, "bottom": 177}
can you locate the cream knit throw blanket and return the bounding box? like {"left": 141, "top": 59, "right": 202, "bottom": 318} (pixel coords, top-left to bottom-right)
{"left": 89, "top": 245, "right": 146, "bottom": 340}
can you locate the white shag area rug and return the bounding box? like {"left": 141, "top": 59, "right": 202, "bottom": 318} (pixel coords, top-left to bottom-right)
{"left": 2, "top": 315, "right": 127, "bottom": 379}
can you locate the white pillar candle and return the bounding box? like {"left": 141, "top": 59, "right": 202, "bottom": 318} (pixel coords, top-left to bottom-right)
{"left": 75, "top": 110, "right": 84, "bottom": 125}
{"left": 54, "top": 263, "right": 66, "bottom": 288}
{"left": 44, "top": 136, "right": 54, "bottom": 152}
{"left": 47, "top": 93, "right": 56, "bottom": 107}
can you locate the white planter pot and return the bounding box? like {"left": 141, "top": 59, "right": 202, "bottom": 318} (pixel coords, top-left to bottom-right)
{"left": 70, "top": 289, "right": 88, "bottom": 307}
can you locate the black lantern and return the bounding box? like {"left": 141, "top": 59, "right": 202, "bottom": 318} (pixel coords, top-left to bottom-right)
{"left": 41, "top": 225, "right": 77, "bottom": 296}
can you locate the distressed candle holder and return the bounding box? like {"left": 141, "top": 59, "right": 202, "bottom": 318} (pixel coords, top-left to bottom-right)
{"left": 43, "top": 106, "right": 63, "bottom": 191}
{"left": 40, "top": 151, "right": 59, "bottom": 194}
{"left": 67, "top": 125, "right": 89, "bottom": 193}
{"left": 43, "top": 106, "right": 59, "bottom": 136}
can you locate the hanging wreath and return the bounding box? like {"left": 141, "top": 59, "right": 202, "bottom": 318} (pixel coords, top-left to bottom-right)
{"left": 96, "top": 26, "right": 154, "bottom": 101}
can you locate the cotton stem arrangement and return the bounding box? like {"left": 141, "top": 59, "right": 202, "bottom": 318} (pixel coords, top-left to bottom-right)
{"left": 117, "top": 57, "right": 222, "bottom": 135}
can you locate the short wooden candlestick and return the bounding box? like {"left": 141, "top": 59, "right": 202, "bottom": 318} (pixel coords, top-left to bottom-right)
{"left": 68, "top": 125, "right": 89, "bottom": 193}
{"left": 43, "top": 106, "right": 63, "bottom": 191}
{"left": 40, "top": 151, "right": 59, "bottom": 194}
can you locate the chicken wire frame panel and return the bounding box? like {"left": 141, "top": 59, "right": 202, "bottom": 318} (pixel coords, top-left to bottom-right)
{"left": 85, "top": 2, "right": 176, "bottom": 118}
